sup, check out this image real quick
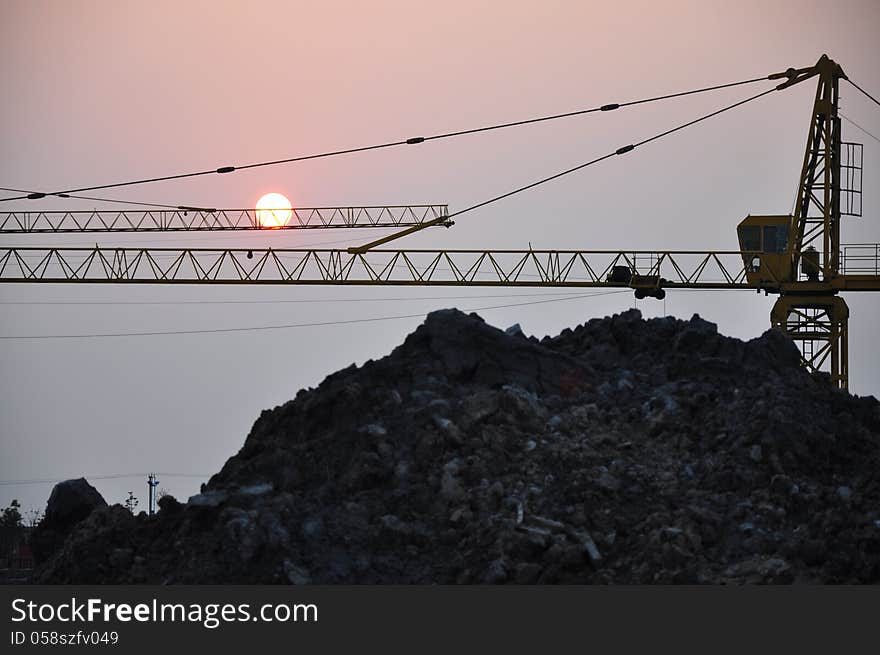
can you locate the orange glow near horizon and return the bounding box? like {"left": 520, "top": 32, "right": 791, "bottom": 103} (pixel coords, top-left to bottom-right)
{"left": 256, "top": 192, "right": 293, "bottom": 228}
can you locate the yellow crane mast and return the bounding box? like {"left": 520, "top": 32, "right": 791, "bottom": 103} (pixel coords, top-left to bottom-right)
{"left": 735, "top": 55, "right": 879, "bottom": 388}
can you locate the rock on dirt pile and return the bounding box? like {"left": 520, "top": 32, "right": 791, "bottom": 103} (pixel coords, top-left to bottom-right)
{"left": 30, "top": 478, "right": 107, "bottom": 565}
{"left": 34, "top": 308, "right": 880, "bottom": 583}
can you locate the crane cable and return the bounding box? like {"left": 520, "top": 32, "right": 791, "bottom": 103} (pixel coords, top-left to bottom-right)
{"left": 0, "top": 75, "right": 774, "bottom": 203}
{"left": 840, "top": 114, "right": 880, "bottom": 144}
{"left": 846, "top": 78, "right": 880, "bottom": 109}
{"left": 0, "top": 187, "right": 207, "bottom": 211}
{"left": 351, "top": 86, "right": 778, "bottom": 252}
{"left": 0, "top": 473, "right": 211, "bottom": 486}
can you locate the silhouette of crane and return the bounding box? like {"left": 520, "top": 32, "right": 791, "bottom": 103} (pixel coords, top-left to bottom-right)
{"left": 1, "top": 55, "right": 877, "bottom": 389}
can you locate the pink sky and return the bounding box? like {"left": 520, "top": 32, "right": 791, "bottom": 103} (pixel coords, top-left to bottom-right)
{"left": 1, "top": 0, "right": 878, "bottom": 510}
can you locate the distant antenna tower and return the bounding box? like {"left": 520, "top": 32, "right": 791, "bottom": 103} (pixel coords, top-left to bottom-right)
{"left": 147, "top": 473, "right": 160, "bottom": 516}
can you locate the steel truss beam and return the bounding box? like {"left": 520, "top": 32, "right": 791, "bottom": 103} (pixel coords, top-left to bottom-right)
{"left": 0, "top": 246, "right": 760, "bottom": 287}
{"left": 0, "top": 205, "right": 449, "bottom": 233}
{"left": 771, "top": 295, "right": 849, "bottom": 389}
{"left": 790, "top": 55, "right": 846, "bottom": 280}
{"left": 4, "top": 246, "right": 876, "bottom": 288}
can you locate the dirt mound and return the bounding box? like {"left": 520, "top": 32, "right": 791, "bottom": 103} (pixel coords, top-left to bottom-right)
{"left": 30, "top": 478, "right": 106, "bottom": 565}
{"left": 34, "top": 309, "right": 880, "bottom": 584}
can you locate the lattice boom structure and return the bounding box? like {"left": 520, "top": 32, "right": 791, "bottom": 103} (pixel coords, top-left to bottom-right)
{"left": 0, "top": 205, "right": 449, "bottom": 233}
{"left": 1, "top": 246, "right": 764, "bottom": 287}
{"left": 6, "top": 245, "right": 877, "bottom": 291}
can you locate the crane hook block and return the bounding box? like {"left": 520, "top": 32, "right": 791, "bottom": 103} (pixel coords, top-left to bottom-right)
{"left": 406, "top": 137, "right": 425, "bottom": 144}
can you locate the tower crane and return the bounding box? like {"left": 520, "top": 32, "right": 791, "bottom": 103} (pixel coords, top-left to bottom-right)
{"left": 1, "top": 55, "right": 878, "bottom": 390}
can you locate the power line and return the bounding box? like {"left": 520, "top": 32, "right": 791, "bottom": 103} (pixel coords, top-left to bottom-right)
{"left": 0, "top": 290, "right": 593, "bottom": 306}
{"left": 846, "top": 78, "right": 880, "bottom": 109}
{"left": 0, "top": 287, "right": 761, "bottom": 307}
{"left": 0, "top": 472, "right": 211, "bottom": 487}
{"left": 353, "top": 86, "right": 778, "bottom": 251}
{"left": 0, "top": 290, "right": 630, "bottom": 340}
{"left": 0, "top": 75, "right": 775, "bottom": 202}
{"left": 841, "top": 113, "right": 880, "bottom": 144}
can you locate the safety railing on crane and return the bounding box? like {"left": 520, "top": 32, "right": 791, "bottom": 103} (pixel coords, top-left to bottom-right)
{"left": 840, "top": 244, "right": 880, "bottom": 276}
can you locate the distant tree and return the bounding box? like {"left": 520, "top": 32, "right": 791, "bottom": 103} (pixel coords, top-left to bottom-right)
{"left": 0, "top": 500, "right": 22, "bottom": 528}
{"left": 124, "top": 492, "right": 139, "bottom": 514}
{"left": 23, "top": 508, "right": 43, "bottom": 528}
{"left": 0, "top": 501, "right": 24, "bottom": 566}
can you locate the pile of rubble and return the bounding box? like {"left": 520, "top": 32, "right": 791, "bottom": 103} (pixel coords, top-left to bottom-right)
{"left": 34, "top": 308, "right": 880, "bottom": 583}
{"left": 30, "top": 478, "right": 106, "bottom": 566}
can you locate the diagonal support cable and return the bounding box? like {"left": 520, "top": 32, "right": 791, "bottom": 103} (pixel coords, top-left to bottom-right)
{"left": 349, "top": 86, "right": 778, "bottom": 253}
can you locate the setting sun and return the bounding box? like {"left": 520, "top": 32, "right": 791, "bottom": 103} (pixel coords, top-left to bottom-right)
{"left": 255, "top": 192, "right": 293, "bottom": 228}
